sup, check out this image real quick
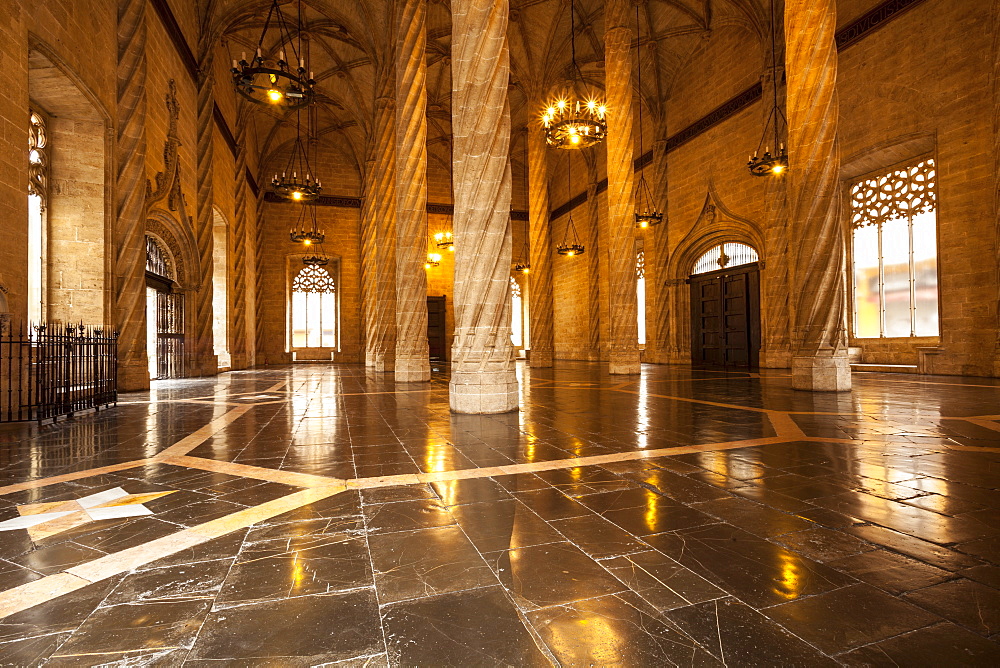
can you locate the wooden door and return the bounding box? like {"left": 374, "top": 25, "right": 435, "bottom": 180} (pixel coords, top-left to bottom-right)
{"left": 690, "top": 263, "right": 760, "bottom": 368}
{"left": 426, "top": 296, "right": 447, "bottom": 361}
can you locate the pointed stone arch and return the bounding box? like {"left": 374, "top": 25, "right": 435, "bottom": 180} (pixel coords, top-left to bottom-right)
{"left": 661, "top": 188, "right": 764, "bottom": 363}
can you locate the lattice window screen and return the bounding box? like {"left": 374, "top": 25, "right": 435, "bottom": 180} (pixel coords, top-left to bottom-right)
{"left": 849, "top": 158, "right": 936, "bottom": 229}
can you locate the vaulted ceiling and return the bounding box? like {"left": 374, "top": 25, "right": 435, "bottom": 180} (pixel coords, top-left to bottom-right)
{"left": 212, "top": 0, "right": 767, "bottom": 190}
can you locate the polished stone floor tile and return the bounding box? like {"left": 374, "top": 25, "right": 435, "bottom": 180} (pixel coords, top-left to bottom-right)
{"left": 368, "top": 525, "right": 494, "bottom": 605}
{"left": 827, "top": 549, "right": 953, "bottom": 594}
{"left": 190, "top": 589, "right": 383, "bottom": 661}
{"left": 447, "top": 498, "right": 563, "bottom": 554}
{"left": 837, "top": 622, "right": 1000, "bottom": 666}
{"left": 382, "top": 586, "right": 551, "bottom": 666}
{"left": 903, "top": 578, "right": 1000, "bottom": 637}
{"left": 601, "top": 550, "right": 725, "bottom": 612}
{"left": 528, "top": 591, "right": 721, "bottom": 666}
{"left": 362, "top": 498, "right": 456, "bottom": 534}
{"left": 664, "top": 597, "right": 839, "bottom": 666}
{"left": 645, "top": 523, "right": 856, "bottom": 607}
{"left": 547, "top": 513, "right": 647, "bottom": 559}
{"left": 51, "top": 598, "right": 210, "bottom": 659}
{"left": 488, "top": 541, "right": 625, "bottom": 611}
{"left": 761, "top": 583, "right": 941, "bottom": 654}
{"left": 772, "top": 526, "right": 877, "bottom": 562}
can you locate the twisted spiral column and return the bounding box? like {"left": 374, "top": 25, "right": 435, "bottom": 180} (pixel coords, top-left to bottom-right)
{"left": 231, "top": 114, "right": 250, "bottom": 369}
{"left": 527, "top": 123, "right": 553, "bottom": 367}
{"left": 394, "top": 0, "right": 431, "bottom": 382}
{"left": 360, "top": 157, "right": 378, "bottom": 367}
{"left": 194, "top": 65, "right": 218, "bottom": 376}
{"left": 761, "top": 64, "right": 793, "bottom": 369}
{"left": 449, "top": 0, "right": 517, "bottom": 414}
{"left": 372, "top": 94, "right": 398, "bottom": 373}
{"left": 114, "top": 0, "right": 149, "bottom": 390}
{"left": 786, "top": 0, "right": 850, "bottom": 390}
{"left": 993, "top": 0, "right": 1000, "bottom": 375}
{"left": 586, "top": 182, "right": 602, "bottom": 360}
{"left": 644, "top": 137, "right": 670, "bottom": 364}
{"left": 604, "top": 0, "right": 640, "bottom": 375}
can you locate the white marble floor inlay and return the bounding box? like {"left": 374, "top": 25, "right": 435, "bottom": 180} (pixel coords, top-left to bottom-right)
{"left": 0, "top": 487, "right": 175, "bottom": 541}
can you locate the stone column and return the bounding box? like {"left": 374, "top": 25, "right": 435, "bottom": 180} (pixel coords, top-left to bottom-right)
{"left": 373, "top": 92, "right": 398, "bottom": 373}
{"left": 643, "top": 136, "right": 670, "bottom": 364}
{"left": 527, "top": 123, "right": 553, "bottom": 367}
{"left": 394, "top": 0, "right": 431, "bottom": 382}
{"left": 785, "top": 0, "right": 851, "bottom": 391}
{"left": 115, "top": 0, "right": 150, "bottom": 390}
{"left": 230, "top": 108, "right": 250, "bottom": 370}
{"left": 194, "top": 58, "right": 218, "bottom": 377}
{"left": 760, "top": 0, "right": 793, "bottom": 369}
{"left": 585, "top": 181, "right": 602, "bottom": 360}
{"left": 449, "top": 0, "right": 518, "bottom": 414}
{"left": 360, "top": 157, "right": 377, "bottom": 367}
{"left": 604, "top": 0, "right": 641, "bottom": 375}
{"left": 993, "top": 0, "right": 1000, "bottom": 376}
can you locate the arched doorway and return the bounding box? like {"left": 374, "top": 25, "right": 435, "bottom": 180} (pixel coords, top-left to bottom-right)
{"left": 689, "top": 242, "right": 761, "bottom": 368}
{"left": 145, "top": 236, "right": 184, "bottom": 379}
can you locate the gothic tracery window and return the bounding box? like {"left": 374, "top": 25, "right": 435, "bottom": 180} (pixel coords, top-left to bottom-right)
{"left": 636, "top": 250, "right": 646, "bottom": 345}
{"left": 28, "top": 112, "right": 48, "bottom": 323}
{"left": 850, "top": 157, "right": 938, "bottom": 338}
{"left": 691, "top": 243, "right": 759, "bottom": 275}
{"left": 291, "top": 264, "right": 337, "bottom": 348}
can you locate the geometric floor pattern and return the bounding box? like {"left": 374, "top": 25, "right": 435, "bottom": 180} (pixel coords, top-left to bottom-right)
{"left": 0, "top": 362, "right": 998, "bottom": 664}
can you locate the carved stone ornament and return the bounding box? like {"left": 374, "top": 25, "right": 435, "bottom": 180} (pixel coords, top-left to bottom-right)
{"left": 146, "top": 80, "right": 184, "bottom": 211}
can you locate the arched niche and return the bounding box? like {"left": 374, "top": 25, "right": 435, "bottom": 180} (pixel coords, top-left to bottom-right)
{"left": 27, "top": 38, "right": 114, "bottom": 326}
{"left": 662, "top": 189, "right": 764, "bottom": 363}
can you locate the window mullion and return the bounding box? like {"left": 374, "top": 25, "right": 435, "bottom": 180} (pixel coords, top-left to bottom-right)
{"left": 908, "top": 214, "right": 916, "bottom": 337}
{"left": 877, "top": 223, "right": 885, "bottom": 338}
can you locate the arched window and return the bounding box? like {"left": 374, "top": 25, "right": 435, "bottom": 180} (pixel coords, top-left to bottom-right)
{"left": 291, "top": 264, "right": 337, "bottom": 348}
{"left": 691, "top": 242, "right": 759, "bottom": 275}
{"left": 28, "top": 112, "right": 47, "bottom": 323}
{"left": 636, "top": 250, "right": 646, "bottom": 345}
{"left": 850, "top": 157, "right": 938, "bottom": 338}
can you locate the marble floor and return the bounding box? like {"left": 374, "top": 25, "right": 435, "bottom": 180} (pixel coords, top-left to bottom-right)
{"left": 0, "top": 362, "right": 999, "bottom": 665}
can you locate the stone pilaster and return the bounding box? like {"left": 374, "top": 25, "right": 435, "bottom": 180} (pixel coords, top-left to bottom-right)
{"left": 604, "top": 0, "right": 641, "bottom": 375}
{"left": 449, "top": 0, "right": 518, "bottom": 414}
{"left": 193, "top": 59, "right": 218, "bottom": 377}
{"left": 115, "top": 0, "right": 150, "bottom": 390}
{"left": 394, "top": 0, "right": 431, "bottom": 382}
{"left": 643, "top": 137, "right": 670, "bottom": 364}
{"left": 372, "top": 94, "right": 398, "bottom": 373}
{"left": 585, "top": 181, "right": 602, "bottom": 361}
{"left": 785, "top": 0, "right": 851, "bottom": 391}
{"left": 527, "top": 123, "right": 553, "bottom": 367}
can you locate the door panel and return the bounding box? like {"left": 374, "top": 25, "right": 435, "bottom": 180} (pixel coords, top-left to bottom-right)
{"left": 690, "top": 264, "right": 760, "bottom": 368}
{"left": 156, "top": 291, "right": 185, "bottom": 379}
{"left": 427, "top": 296, "right": 447, "bottom": 361}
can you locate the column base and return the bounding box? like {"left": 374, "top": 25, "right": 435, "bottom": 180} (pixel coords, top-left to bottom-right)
{"left": 449, "top": 370, "right": 518, "bottom": 414}
{"left": 608, "top": 350, "right": 641, "bottom": 375}
{"left": 395, "top": 356, "right": 430, "bottom": 382}
{"left": 529, "top": 350, "right": 553, "bottom": 368}
{"left": 759, "top": 349, "right": 793, "bottom": 369}
{"left": 371, "top": 353, "right": 395, "bottom": 374}
{"left": 791, "top": 355, "right": 852, "bottom": 391}
{"left": 118, "top": 360, "right": 151, "bottom": 392}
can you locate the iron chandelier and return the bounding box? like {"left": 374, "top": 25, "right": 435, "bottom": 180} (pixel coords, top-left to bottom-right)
{"left": 232, "top": 0, "right": 315, "bottom": 110}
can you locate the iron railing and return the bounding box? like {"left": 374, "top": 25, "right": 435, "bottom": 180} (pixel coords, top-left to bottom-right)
{"left": 0, "top": 324, "right": 118, "bottom": 423}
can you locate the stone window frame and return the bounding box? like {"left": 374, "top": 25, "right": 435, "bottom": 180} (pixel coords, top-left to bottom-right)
{"left": 286, "top": 255, "right": 341, "bottom": 352}
{"left": 846, "top": 153, "right": 941, "bottom": 340}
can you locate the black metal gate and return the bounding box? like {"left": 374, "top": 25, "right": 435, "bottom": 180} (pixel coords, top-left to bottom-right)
{"left": 155, "top": 292, "right": 185, "bottom": 379}
{"left": 0, "top": 324, "right": 118, "bottom": 423}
